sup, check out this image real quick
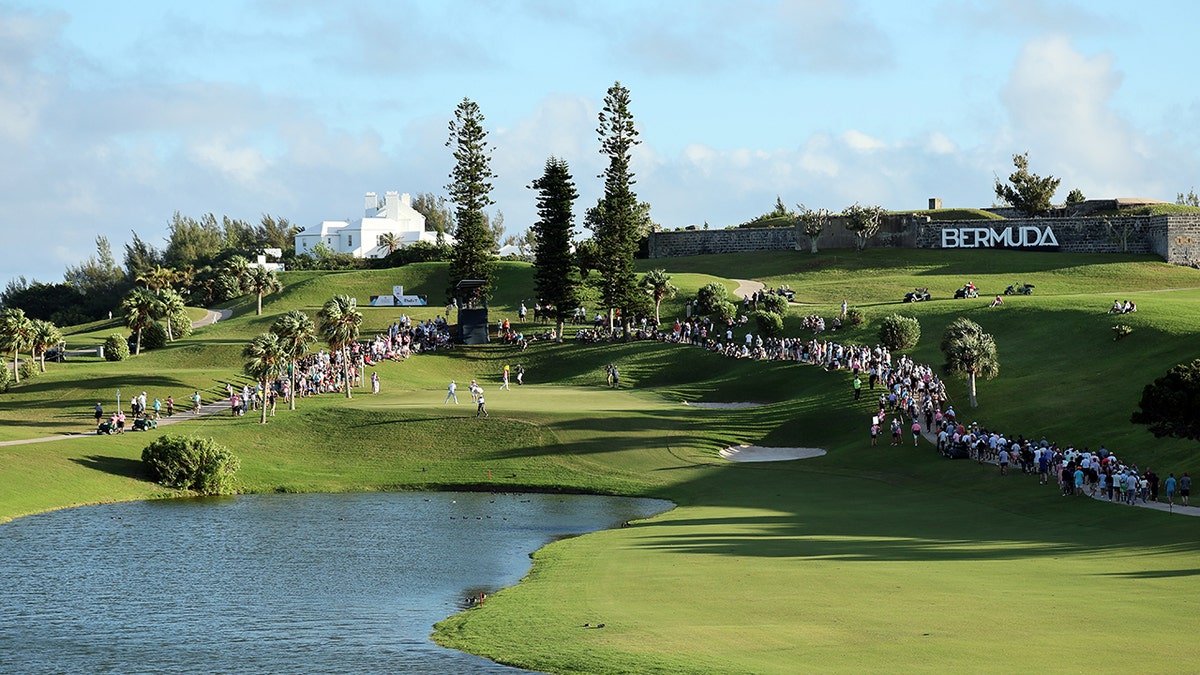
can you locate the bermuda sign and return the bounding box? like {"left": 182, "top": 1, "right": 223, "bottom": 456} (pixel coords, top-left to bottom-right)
{"left": 368, "top": 285, "right": 428, "bottom": 307}
{"left": 941, "top": 225, "right": 1059, "bottom": 249}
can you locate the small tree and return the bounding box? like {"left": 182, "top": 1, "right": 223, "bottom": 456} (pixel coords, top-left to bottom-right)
{"left": 941, "top": 317, "right": 1000, "bottom": 408}
{"left": 272, "top": 309, "right": 317, "bottom": 410}
{"left": 243, "top": 332, "right": 288, "bottom": 424}
{"left": 103, "top": 334, "right": 129, "bottom": 361}
{"left": 157, "top": 287, "right": 186, "bottom": 341}
{"left": 878, "top": 314, "right": 921, "bottom": 351}
{"left": 0, "top": 308, "right": 34, "bottom": 382}
{"left": 759, "top": 294, "right": 788, "bottom": 315}
{"left": 994, "top": 152, "right": 1061, "bottom": 217}
{"left": 530, "top": 156, "right": 582, "bottom": 342}
{"left": 695, "top": 282, "right": 729, "bottom": 316}
{"left": 845, "top": 307, "right": 865, "bottom": 327}
{"left": 1176, "top": 189, "right": 1199, "bottom": 207}
{"left": 244, "top": 266, "right": 282, "bottom": 316}
{"left": 142, "top": 434, "right": 240, "bottom": 495}
{"left": 1131, "top": 359, "right": 1200, "bottom": 440}
{"left": 639, "top": 269, "right": 677, "bottom": 326}
{"left": 318, "top": 295, "right": 363, "bottom": 399}
{"left": 120, "top": 287, "right": 159, "bottom": 355}
{"left": 751, "top": 310, "right": 783, "bottom": 338}
{"left": 796, "top": 204, "right": 832, "bottom": 253}
{"left": 842, "top": 203, "right": 886, "bottom": 252}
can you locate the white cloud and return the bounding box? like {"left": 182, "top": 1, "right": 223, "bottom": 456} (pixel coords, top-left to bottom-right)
{"left": 842, "top": 129, "right": 887, "bottom": 152}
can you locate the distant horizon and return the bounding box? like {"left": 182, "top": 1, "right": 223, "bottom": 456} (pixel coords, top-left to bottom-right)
{"left": 3, "top": 0, "right": 1198, "bottom": 285}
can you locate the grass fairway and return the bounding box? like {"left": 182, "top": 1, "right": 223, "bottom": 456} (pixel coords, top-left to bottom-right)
{"left": 3, "top": 250, "right": 1200, "bottom": 673}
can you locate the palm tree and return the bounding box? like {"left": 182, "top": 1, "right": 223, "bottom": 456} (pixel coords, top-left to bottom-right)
{"left": 317, "top": 295, "right": 363, "bottom": 399}
{"left": 639, "top": 269, "right": 678, "bottom": 326}
{"left": 244, "top": 266, "right": 283, "bottom": 315}
{"left": 940, "top": 317, "right": 1000, "bottom": 408}
{"left": 29, "top": 319, "right": 63, "bottom": 373}
{"left": 158, "top": 287, "right": 186, "bottom": 341}
{"left": 271, "top": 309, "right": 317, "bottom": 411}
{"left": 121, "top": 287, "right": 159, "bottom": 355}
{"left": 378, "top": 232, "right": 402, "bottom": 255}
{"left": 0, "top": 308, "right": 34, "bottom": 383}
{"left": 242, "top": 332, "right": 288, "bottom": 424}
{"left": 137, "top": 265, "right": 182, "bottom": 295}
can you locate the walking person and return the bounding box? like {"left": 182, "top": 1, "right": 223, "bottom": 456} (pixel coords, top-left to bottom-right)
{"left": 94, "top": 402, "right": 103, "bottom": 426}
{"left": 192, "top": 391, "right": 202, "bottom": 414}
{"left": 445, "top": 380, "right": 459, "bottom": 404}
{"left": 1181, "top": 472, "right": 1192, "bottom": 506}
{"left": 166, "top": 395, "right": 174, "bottom": 417}
{"left": 371, "top": 371, "right": 380, "bottom": 395}
{"left": 476, "top": 392, "right": 488, "bottom": 418}
{"left": 516, "top": 365, "right": 524, "bottom": 385}
{"left": 1165, "top": 473, "right": 1177, "bottom": 505}
{"left": 501, "top": 364, "right": 510, "bottom": 391}
{"left": 853, "top": 375, "right": 862, "bottom": 401}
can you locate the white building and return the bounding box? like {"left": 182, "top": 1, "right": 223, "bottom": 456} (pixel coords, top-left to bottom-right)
{"left": 295, "top": 191, "right": 445, "bottom": 259}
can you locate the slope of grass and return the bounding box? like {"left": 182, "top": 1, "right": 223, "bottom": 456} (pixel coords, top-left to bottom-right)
{"left": 4, "top": 250, "right": 1200, "bottom": 673}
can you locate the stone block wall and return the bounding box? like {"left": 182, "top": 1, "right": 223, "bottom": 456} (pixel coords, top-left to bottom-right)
{"left": 648, "top": 226, "right": 797, "bottom": 258}
{"left": 646, "top": 214, "right": 1200, "bottom": 267}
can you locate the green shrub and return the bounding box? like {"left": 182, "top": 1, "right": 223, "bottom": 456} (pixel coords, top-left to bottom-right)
{"left": 1131, "top": 359, "right": 1200, "bottom": 440}
{"left": 1112, "top": 324, "right": 1133, "bottom": 341}
{"left": 103, "top": 334, "right": 129, "bottom": 362}
{"left": 0, "top": 364, "right": 10, "bottom": 393}
{"left": 169, "top": 310, "right": 193, "bottom": 340}
{"left": 752, "top": 311, "right": 784, "bottom": 337}
{"left": 141, "top": 322, "right": 169, "bottom": 351}
{"left": 879, "top": 314, "right": 921, "bottom": 351}
{"left": 17, "top": 359, "right": 38, "bottom": 381}
{"left": 845, "top": 307, "right": 865, "bottom": 327}
{"left": 759, "top": 294, "right": 788, "bottom": 314}
{"left": 714, "top": 301, "right": 738, "bottom": 324}
{"left": 695, "top": 283, "right": 729, "bottom": 315}
{"left": 141, "top": 435, "right": 240, "bottom": 495}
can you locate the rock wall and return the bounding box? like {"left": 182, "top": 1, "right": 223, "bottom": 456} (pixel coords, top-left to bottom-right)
{"left": 646, "top": 214, "right": 1200, "bottom": 267}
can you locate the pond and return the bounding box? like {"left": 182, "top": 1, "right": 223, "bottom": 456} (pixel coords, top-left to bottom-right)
{"left": 0, "top": 491, "right": 672, "bottom": 674}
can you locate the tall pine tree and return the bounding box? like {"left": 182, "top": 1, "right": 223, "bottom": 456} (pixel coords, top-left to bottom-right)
{"left": 591, "top": 81, "right": 641, "bottom": 335}
{"left": 530, "top": 156, "right": 580, "bottom": 342}
{"left": 445, "top": 97, "right": 497, "bottom": 301}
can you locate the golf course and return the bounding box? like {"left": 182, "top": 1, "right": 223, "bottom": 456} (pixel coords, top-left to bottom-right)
{"left": 3, "top": 248, "right": 1200, "bottom": 673}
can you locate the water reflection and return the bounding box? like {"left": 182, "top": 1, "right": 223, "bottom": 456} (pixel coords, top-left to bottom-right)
{"left": 0, "top": 491, "right": 671, "bottom": 674}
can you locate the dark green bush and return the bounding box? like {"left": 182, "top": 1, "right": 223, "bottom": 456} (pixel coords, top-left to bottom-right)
{"left": 759, "top": 294, "right": 788, "bottom": 315}
{"left": 879, "top": 314, "right": 921, "bottom": 351}
{"left": 17, "top": 358, "right": 38, "bottom": 381}
{"left": 141, "top": 434, "right": 240, "bottom": 495}
{"left": 695, "top": 282, "right": 729, "bottom": 315}
{"left": 1131, "top": 358, "right": 1200, "bottom": 440}
{"left": 845, "top": 307, "right": 865, "bottom": 326}
{"left": 103, "top": 334, "right": 129, "bottom": 362}
{"left": 141, "top": 322, "right": 169, "bottom": 350}
{"left": 1112, "top": 324, "right": 1133, "bottom": 341}
{"left": 169, "top": 310, "right": 193, "bottom": 340}
{"left": 714, "top": 301, "right": 738, "bottom": 324}
{"left": 752, "top": 310, "right": 784, "bottom": 337}
{"left": 0, "top": 364, "right": 10, "bottom": 393}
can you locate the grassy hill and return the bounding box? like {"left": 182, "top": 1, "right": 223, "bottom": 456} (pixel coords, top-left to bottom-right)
{"left": 3, "top": 249, "right": 1200, "bottom": 673}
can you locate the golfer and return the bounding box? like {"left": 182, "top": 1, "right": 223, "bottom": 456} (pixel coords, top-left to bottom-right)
{"left": 445, "top": 380, "right": 458, "bottom": 404}
{"left": 476, "top": 392, "right": 488, "bottom": 418}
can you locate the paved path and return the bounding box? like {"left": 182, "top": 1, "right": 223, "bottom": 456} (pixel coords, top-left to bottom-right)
{"left": 730, "top": 279, "right": 765, "bottom": 299}
{"left": 192, "top": 308, "right": 233, "bottom": 328}
{"left": 0, "top": 400, "right": 237, "bottom": 448}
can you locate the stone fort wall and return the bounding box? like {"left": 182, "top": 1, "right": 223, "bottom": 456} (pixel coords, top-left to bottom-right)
{"left": 646, "top": 214, "right": 1200, "bottom": 267}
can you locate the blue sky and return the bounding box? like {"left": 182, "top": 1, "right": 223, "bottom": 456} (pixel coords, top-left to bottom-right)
{"left": 3, "top": 0, "right": 1199, "bottom": 284}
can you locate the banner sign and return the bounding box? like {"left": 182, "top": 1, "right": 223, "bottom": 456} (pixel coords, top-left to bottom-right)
{"left": 369, "top": 285, "right": 428, "bottom": 307}
{"left": 940, "top": 225, "right": 1059, "bottom": 249}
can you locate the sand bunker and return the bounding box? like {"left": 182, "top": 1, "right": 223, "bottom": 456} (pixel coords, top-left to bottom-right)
{"left": 684, "top": 401, "right": 765, "bottom": 409}
{"left": 718, "top": 445, "right": 827, "bottom": 462}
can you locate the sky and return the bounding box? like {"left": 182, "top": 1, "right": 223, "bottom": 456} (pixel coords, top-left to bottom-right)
{"left": 3, "top": 0, "right": 1200, "bottom": 285}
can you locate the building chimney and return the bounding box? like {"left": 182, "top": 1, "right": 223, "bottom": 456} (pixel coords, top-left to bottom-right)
{"left": 365, "top": 192, "right": 378, "bottom": 216}
{"left": 928, "top": 198, "right": 942, "bottom": 210}
{"left": 401, "top": 192, "right": 411, "bottom": 208}
{"left": 385, "top": 191, "right": 400, "bottom": 220}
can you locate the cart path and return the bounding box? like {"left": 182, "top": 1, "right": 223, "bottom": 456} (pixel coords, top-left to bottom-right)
{"left": 192, "top": 308, "right": 233, "bottom": 328}
{"left": 731, "top": 279, "right": 765, "bottom": 298}
{"left": 0, "top": 400, "right": 234, "bottom": 447}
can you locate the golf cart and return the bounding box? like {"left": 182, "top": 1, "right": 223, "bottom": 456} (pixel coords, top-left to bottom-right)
{"left": 903, "top": 287, "right": 931, "bottom": 303}
{"left": 1004, "top": 282, "right": 1034, "bottom": 296}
